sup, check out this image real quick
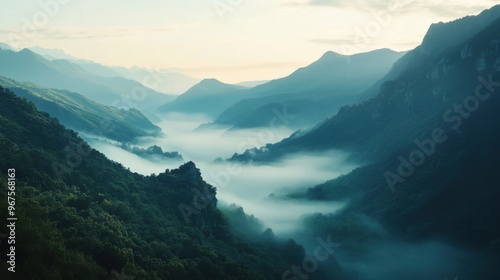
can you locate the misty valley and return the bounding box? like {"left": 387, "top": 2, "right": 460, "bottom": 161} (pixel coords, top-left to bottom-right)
{"left": 1, "top": 3, "right": 500, "bottom": 280}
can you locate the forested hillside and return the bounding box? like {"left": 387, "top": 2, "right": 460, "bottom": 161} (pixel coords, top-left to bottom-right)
{"left": 0, "top": 87, "right": 322, "bottom": 280}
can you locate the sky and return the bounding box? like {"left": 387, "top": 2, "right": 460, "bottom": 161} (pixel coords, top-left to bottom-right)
{"left": 1, "top": 0, "right": 498, "bottom": 83}
{"left": 85, "top": 113, "right": 358, "bottom": 234}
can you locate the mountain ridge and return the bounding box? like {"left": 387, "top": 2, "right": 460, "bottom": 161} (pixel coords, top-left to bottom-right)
{"left": 210, "top": 48, "right": 405, "bottom": 129}
{"left": 157, "top": 78, "right": 247, "bottom": 117}
{"left": 230, "top": 4, "right": 500, "bottom": 162}
{"left": 0, "top": 48, "right": 174, "bottom": 111}
{"left": 0, "top": 76, "right": 161, "bottom": 142}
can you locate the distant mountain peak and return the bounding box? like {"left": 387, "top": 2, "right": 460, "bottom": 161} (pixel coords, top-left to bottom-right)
{"left": 200, "top": 78, "right": 223, "bottom": 84}
{"left": 318, "top": 50, "right": 347, "bottom": 62}
{"left": 193, "top": 78, "right": 238, "bottom": 90}
{"left": 0, "top": 42, "right": 13, "bottom": 51}
{"left": 18, "top": 48, "right": 39, "bottom": 58}
{"left": 315, "top": 48, "right": 399, "bottom": 66}
{"left": 19, "top": 48, "right": 34, "bottom": 54}
{"left": 28, "top": 46, "right": 79, "bottom": 61}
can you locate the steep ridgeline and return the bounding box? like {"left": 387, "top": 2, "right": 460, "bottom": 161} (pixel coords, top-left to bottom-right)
{"left": 231, "top": 5, "right": 500, "bottom": 163}
{"left": 230, "top": 7, "right": 500, "bottom": 279}
{"left": 27, "top": 46, "right": 201, "bottom": 95}
{"left": 0, "top": 77, "right": 160, "bottom": 143}
{"left": 111, "top": 65, "right": 201, "bottom": 95}
{"left": 288, "top": 15, "right": 500, "bottom": 280}
{"left": 0, "top": 42, "right": 13, "bottom": 51}
{"left": 157, "top": 79, "right": 246, "bottom": 118}
{"left": 0, "top": 87, "right": 342, "bottom": 280}
{"left": 210, "top": 49, "right": 405, "bottom": 129}
{"left": 358, "top": 4, "right": 500, "bottom": 100}
{"left": 0, "top": 48, "right": 174, "bottom": 111}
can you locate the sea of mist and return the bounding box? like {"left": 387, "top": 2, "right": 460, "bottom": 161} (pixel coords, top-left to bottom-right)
{"left": 86, "top": 112, "right": 357, "bottom": 235}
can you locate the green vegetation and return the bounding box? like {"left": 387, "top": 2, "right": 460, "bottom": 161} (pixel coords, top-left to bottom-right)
{"left": 231, "top": 10, "right": 500, "bottom": 164}
{"left": 212, "top": 49, "right": 404, "bottom": 130}
{"left": 119, "top": 143, "right": 183, "bottom": 161}
{"left": 0, "top": 76, "right": 161, "bottom": 142}
{"left": 0, "top": 87, "right": 314, "bottom": 279}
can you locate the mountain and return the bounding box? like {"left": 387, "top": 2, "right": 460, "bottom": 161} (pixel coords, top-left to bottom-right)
{"left": 420, "top": 5, "right": 500, "bottom": 56}
{"left": 158, "top": 79, "right": 246, "bottom": 117}
{"left": 0, "top": 86, "right": 345, "bottom": 279}
{"left": 237, "top": 80, "right": 269, "bottom": 88}
{"left": 211, "top": 49, "right": 405, "bottom": 129}
{"left": 68, "top": 60, "right": 125, "bottom": 79}
{"left": 112, "top": 66, "right": 201, "bottom": 95}
{"left": 236, "top": 7, "right": 500, "bottom": 279}
{"left": 0, "top": 76, "right": 161, "bottom": 142}
{"left": 231, "top": 5, "right": 500, "bottom": 163}
{"left": 28, "top": 46, "right": 81, "bottom": 61}
{"left": 0, "top": 48, "right": 174, "bottom": 111}
{"left": 251, "top": 49, "right": 404, "bottom": 96}
{"left": 357, "top": 4, "right": 500, "bottom": 102}
{"left": 0, "top": 42, "right": 13, "bottom": 51}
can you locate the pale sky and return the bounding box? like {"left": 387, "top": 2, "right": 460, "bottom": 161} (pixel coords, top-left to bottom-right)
{"left": 1, "top": 0, "right": 499, "bottom": 83}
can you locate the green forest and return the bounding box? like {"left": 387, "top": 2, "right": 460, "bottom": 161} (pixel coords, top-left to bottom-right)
{"left": 0, "top": 87, "right": 322, "bottom": 280}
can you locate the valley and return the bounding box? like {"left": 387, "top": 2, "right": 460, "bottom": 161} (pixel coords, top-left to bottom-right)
{"left": 1, "top": 2, "right": 500, "bottom": 280}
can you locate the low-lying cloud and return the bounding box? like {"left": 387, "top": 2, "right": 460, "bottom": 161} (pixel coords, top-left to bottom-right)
{"left": 86, "top": 112, "right": 357, "bottom": 234}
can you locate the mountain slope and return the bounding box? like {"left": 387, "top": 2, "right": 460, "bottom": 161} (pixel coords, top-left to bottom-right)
{"left": 0, "top": 42, "right": 13, "bottom": 51}
{"left": 158, "top": 78, "right": 246, "bottom": 117}
{"left": 0, "top": 77, "right": 160, "bottom": 142}
{"left": 357, "top": 4, "right": 500, "bottom": 102}
{"left": 0, "top": 48, "right": 174, "bottom": 111}
{"left": 231, "top": 5, "right": 500, "bottom": 162}
{"left": 265, "top": 8, "right": 500, "bottom": 279}
{"left": 112, "top": 66, "right": 201, "bottom": 95}
{"left": 212, "top": 49, "right": 405, "bottom": 129}
{"left": 0, "top": 86, "right": 337, "bottom": 280}
{"left": 28, "top": 46, "right": 81, "bottom": 61}
{"left": 293, "top": 20, "right": 500, "bottom": 280}
{"left": 26, "top": 46, "right": 200, "bottom": 95}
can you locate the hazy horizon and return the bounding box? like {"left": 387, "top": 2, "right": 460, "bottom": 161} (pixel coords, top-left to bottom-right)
{"left": 1, "top": 0, "right": 497, "bottom": 83}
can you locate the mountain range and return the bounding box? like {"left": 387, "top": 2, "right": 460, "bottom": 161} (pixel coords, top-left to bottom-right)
{"left": 0, "top": 86, "right": 327, "bottom": 279}
{"left": 207, "top": 49, "right": 404, "bottom": 129}
{"left": 1, "top": 4, "right": 500, "bottom": 280}
{"left": 0, "top": 48, "right": 174, "bottom": 111}
{"left": 0, "top": 76, "right": 161, "bottom": 142}
{"left": 28, "top": 45, "right": 201, "bottom": 95}
{"left": 229, "top": 5, "right": 500, "bottom": 278}
{"left": 232, "top": 4, "right": 500, "bottom": 163}
{"left": 158, "top": 78, "right": 246, "bottom": 118}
